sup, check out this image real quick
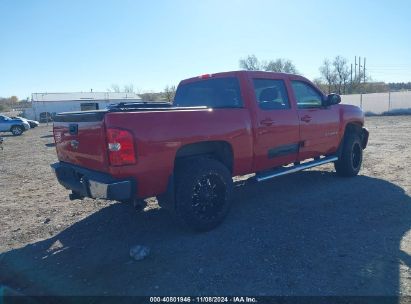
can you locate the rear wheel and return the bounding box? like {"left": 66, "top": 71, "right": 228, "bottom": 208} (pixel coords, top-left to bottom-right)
{"left": 174, "top": 158, "right": 233, "bottom": 232}
{"left": 11, "top": 126, "right": 24, "bottom": 136}
{"left": 334, "top": 132, "right": 363, "bottom": 177}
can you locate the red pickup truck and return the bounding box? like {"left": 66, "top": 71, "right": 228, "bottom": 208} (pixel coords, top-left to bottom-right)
{"left": 52, "top": 71, "right": 368, "bottom": 231}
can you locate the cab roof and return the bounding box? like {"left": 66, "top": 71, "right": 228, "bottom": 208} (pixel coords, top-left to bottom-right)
{"left": 179, "top": 70, "right": 308, "bottom": 85}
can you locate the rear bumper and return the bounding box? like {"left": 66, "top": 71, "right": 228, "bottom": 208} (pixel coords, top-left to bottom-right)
{"left": 51, "top": 162, "right": 135, "bottom": 201}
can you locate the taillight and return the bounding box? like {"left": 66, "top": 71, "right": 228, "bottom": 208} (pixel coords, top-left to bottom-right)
{"left": 198, "top": 74, "right": 213, "bottom": 79}
{"left": 106, "top": 128, "right": 136, "bottom": 166}
{"left": 53, "top": 127, "right": 62, "bottom": 144}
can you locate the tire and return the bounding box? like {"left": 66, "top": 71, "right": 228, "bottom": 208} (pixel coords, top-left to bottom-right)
{"left": 334, "top": 132, "right": 363, "bottom": 177}
{"left": 10, "top": 126, "right": 24, "bottom": 136}
{"left": 174, "top": 158, "right": 233, "bottom": 232}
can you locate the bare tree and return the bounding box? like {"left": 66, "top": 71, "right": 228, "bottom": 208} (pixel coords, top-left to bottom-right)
{"left": 10, "top": 96, "right": 18, "bottom": 103}
{"left": 163, "top": 85, "right": 176, "bottom": 103}
{"left": 240, "top": 55, "right": 298, "bottom": 73}
{"left": 319, "top": 59, "right": 337, "bottom": 94}
{"left": 124, "top": 84, "right": 134, "bottom": 93}
{"left": 333, "top": 56, "right": 350, "bottom": 94}
{"left": 264, "top": 58, "right": 298, "bottom": 73}
{"left": 350, "top": 68, "right": 370, "bottom": 93}
{"left": 239, "top": 54, "right": 261, "bottom": 71}
{"left": 317, "top": 56, "right": 375, "bottom": 94}
{"left": 312, "top": 78, "right": 327, "bottom": 93}
{"left": 319, "top": 56, "right": 372, "bottom": 94}
{"left": 110, "top": 84, "right": 121, "bottom": 93}
{"left": 139, "top": 92, "right": 161, "bottom": 101}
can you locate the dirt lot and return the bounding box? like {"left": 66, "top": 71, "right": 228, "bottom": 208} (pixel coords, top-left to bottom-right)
{"left": 1, "top": 116, "right": 411, "bottom": 296}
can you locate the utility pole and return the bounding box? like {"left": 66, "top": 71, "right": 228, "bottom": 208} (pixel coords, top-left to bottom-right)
{"left": 358, "top": 56, "right": 361, "bottom": 80}
{"left": 360, "top": 93, "right": 363, "bottom": 109}
{"left": 354, "top": 56, "right": 357, "bottom": 79}
{"left": 350, "top": 64, "right": 353, "bottom": 83}
{"left": 350, "top": 63, "right": 353, "bottom": 94}
{"left": 363, "top": 57, "right": 366, "bottom": 84}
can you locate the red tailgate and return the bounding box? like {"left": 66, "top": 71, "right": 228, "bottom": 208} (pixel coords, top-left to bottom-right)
{"left": 53, "top": 112, "right": 109, "bottom": 173}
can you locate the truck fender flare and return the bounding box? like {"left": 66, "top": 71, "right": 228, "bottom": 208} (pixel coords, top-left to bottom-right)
{"left": 337, "top": 123, "right": 368, "bottom": 158}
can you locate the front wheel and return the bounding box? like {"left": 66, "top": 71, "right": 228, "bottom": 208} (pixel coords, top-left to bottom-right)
{"left": 174, "top": 158, "right": 233, "bottom": 232}
{"left": 11, "top": 126, "right": 24, "bottom": 136}
{"left": 334, "top": 132, "right": 363, "bottom": 177}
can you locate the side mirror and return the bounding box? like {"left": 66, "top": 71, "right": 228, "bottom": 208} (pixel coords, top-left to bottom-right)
{"left": 325, "top": 93, "right": 341, "bottom": 106}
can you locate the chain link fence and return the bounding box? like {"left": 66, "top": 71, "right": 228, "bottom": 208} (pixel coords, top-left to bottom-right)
{"left": 341, "top": 91, "right": 411, "bottom": 115}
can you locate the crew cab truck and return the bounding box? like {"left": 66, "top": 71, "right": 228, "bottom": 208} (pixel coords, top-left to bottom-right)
{"left": 52, "top": 71, "right": 369, "bottom": 231}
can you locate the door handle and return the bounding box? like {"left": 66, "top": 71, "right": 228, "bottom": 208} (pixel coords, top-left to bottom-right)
{"left": 301, "top": 115, "right": 312, "bottom": 123}
{"left": 260, "top": 118, "right": 275, "bottom": 126}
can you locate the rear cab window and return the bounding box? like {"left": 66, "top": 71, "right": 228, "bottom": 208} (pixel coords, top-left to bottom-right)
{"left": 174, "top": 77, "right": 243, "bottom": 108}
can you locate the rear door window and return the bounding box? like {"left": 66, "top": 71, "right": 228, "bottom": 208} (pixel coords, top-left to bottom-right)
{"left": 174, "top": 77, "right": 243, "bottom": 108}
{"left": 252, "top": 79, "right": 290, "bottom": 110}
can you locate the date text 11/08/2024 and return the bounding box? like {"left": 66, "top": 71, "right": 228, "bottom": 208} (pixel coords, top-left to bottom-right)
{"left": 149, "top": 296, "right": 257, "bottom": 303}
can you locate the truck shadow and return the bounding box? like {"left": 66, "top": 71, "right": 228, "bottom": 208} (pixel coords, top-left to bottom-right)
{"left": 1, "top": 171, "right": 411, "bottom": 297}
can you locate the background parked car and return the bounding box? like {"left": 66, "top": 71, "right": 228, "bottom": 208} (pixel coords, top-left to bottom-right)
{"left": 39, "top": 112, "right": 54, "bottom": 123}
{"left": 11, "top": 117, "right": 40, "bottom": 128}
{"left": 0, "top": 115, "right": 30, "bottom": 136}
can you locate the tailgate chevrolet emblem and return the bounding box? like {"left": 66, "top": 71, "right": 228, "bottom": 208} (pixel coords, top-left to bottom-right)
{"left": 70, "top": 140, "right": 79, "bottom": 149}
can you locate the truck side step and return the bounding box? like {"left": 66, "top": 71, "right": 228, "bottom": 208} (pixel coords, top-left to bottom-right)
{"left": 255, "top": 155, "right": 338, "bottom": 182}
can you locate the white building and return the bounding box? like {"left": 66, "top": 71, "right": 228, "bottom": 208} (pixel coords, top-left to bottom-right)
{"left": 24, "top": 92, "right": 142, "bottom": 121}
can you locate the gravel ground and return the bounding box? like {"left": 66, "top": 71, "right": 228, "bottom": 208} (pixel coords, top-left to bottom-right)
{"left": 0, "top": 116, "right": 411, "bottom": 296}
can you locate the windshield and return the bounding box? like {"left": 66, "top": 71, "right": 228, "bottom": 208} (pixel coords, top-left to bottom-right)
{"left": 174, "top": 77, "right": 243, "bottom": 108}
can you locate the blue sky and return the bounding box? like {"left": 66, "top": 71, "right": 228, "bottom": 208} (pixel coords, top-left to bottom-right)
{"left": 1, "top": 0, "right": 410, "bottom": 99}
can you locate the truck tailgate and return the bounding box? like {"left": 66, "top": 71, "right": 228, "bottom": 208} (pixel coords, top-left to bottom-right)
{"left": 53, "top": 111, "right": 109, "bottom": 173}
